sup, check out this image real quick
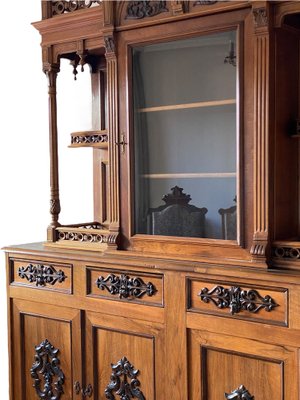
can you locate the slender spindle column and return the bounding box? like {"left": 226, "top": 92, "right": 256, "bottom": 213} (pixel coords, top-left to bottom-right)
{"left": 44, "top": 63, "right": 61, "bottom": 241}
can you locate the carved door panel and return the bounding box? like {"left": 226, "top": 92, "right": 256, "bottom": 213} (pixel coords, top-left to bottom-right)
{"left": 11, "top": 299, "right": 82, "bottom": 400}
{"left": 85, "top": 311, "right": 165, "bottom": 399}
{"left": 189, "top": 329, "right": 298, "bottom": 399}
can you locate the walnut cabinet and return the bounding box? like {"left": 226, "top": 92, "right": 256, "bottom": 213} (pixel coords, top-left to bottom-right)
{"left": 4, "top": 1, "right": 300, "bottom": 399}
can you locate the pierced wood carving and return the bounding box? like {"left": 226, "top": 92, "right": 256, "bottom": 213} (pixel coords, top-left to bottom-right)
{"left": 52, "top": 1, "right": 102, "bottom": 16}
{"left": 57, "top": 230, "right": 117, "bottom": 244}
{"left": 225, "top": 385, "right": 254, "bottom": 399}
{"left": 96, "top": 273, "right": 157, "bottom": 299}
{"left": 71, "top": 131, "right": 108, "bottom": 146}
{"left": 273, "top": 245, "right": 300, "bottom": 260}
{"left": 126, "top": 1, "right": 168, "bottom": 19}
{"left": 104, "top": 357, "right": 145, "bottom": 400}
{"left": 18, "top": 264, "right": 66, "bottom": 287}
{"left": 198, "top": 285, "right": 278, "bottom": 315}
{"left": 30, "top": 339, "right": 65, "bottom": 400}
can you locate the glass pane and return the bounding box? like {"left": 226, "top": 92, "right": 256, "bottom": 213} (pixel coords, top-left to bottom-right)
{"left": 133, "top": 30, "right": 238, "bottom": 240}
{"left": 57, "top": 58, "right": 93, "bottom": 224}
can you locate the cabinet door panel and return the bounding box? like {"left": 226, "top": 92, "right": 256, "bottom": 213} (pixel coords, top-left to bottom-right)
{"left": 12, "top": 299, "right": 82, "bottom": 400}
{"left": 189, "top": 329, "right": 297, "bottom": 399}
{"left": 85, "top": 311, "right": 165, "bottom": 399}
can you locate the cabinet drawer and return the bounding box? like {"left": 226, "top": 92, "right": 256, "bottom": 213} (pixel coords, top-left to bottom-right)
{"left": 86, "top": 267, "right": 164, "bottom": 307}
{"left": 10, "top": 258, "right": 72, "bottom": 294}
{"left": 187, "top": 278, "right": 288, "bottom": 326}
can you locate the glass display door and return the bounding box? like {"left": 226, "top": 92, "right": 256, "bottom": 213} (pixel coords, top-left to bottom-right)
{"left": 133, "top": 30, "right": 239, "bottom": 241}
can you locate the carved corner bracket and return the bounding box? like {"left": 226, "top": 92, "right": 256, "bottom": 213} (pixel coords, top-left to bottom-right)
{"left": 30, "top": 339, "right": 65, "bottom": 400}
{"left": 225, "top": 385, "right": 254, "bottom": 399}
{"left": 96, "top": 273, "right": 157, "bottom": 299}
{"left": 105, "top": 357, "right": 145, "bottom": 400}
{"left": 198, "top": 285, "right": 278, "bottom": 315}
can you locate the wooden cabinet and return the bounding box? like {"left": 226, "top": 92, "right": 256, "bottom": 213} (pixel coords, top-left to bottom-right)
{"left": 4, "top": 1, "right": 300, "bottom": 399}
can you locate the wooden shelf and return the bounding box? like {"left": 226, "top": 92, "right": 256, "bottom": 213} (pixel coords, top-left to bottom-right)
{"left": 138, "top": 99, "right": 236, "bottom": 113}
{"left": 69, "top": 130, "right": 108, "bottom": 148}
{"left": 141, "top": 172, "right": 236, "bottom": 179}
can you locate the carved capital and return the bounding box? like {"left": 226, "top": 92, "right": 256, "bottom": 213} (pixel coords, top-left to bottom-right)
{"left": 253, "top": 7, "right": 268, "bottom": 29}
{"left": 104, "top": 35, "right": 116, "bottom": 55}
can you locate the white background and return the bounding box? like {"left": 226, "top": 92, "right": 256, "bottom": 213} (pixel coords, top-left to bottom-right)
{"left": 0, "top": 2, "right": 93, "bottom": 398}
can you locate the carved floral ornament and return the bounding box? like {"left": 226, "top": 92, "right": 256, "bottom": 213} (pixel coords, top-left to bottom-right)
{"left": 124, "top": 0, "right": 223, "bottom": 19}
{"left": 96, "top": 273, "right": 157, "bottom": 299}
{"left": 18, "top": 263, "right": 66, "bottom": 287}
{"left": 30, "top": 339, "right": 65, "bottom": 400}
{"left": 198, "top": 285, "right": 278, "bottom": 315}
{"left": 105, "top": 357, "right": 145, "bottom": 400}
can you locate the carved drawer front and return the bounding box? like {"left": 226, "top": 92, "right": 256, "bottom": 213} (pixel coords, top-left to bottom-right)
{"left": 10, "top": 258, "right": 72, "bottom": 294}
{"left": 188, "top": 278, "right": 287, "bottom": 326}
{"left": 86, "top": 267, "right": 164, "bottom": 306}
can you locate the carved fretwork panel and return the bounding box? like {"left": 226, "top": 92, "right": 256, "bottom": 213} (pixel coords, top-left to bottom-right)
{"left": 30, "top": 339, "right": 65, "bottom": 400}
{"left": 51, "top": 1, "right": 102, "bottom": 17}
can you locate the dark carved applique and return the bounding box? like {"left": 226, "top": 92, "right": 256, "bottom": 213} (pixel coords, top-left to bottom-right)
{"left": 96, "top": 273, "right": 157, "bottom": 299}
{"left": 105, "top": 357, "right": 145, "bottom": 400}
{"left": 18, "top": 264, "right": 66, "bottom": 287}
{"left": 198, "top": 285, "right": 278, "bottom": 315}
{"left": 225, "top": 385, "right": 254, "bottom": 399}
{"left": 126, "top": 1, "right": 168, "bottom": 19}
{"left": 30, "top": 339, "right": 65, "bottom": 400}
{"left": 194, "top": 1, "right": 218, "bottom": 5}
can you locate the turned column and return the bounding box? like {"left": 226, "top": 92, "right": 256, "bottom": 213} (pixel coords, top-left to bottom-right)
{"left": 44, "top": 63, "right": 61, "bottom": 241}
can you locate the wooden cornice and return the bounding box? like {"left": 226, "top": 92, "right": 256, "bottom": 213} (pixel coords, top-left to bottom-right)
{"left": 32, "top": 6, "right": 104, "bottom": 46}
